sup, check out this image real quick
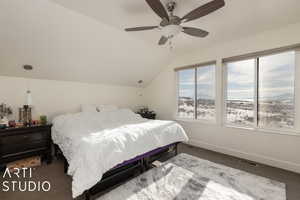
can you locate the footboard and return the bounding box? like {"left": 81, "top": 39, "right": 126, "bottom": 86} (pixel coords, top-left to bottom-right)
{"left": 54, "top": 143, "right": 179, "bottom": 200}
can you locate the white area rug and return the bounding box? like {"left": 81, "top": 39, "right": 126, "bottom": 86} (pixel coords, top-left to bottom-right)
{"left": 98, "top": 153, "right": 286, "bottom": 200}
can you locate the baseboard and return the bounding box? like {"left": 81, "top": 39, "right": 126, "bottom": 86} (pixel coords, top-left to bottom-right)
{"left": 185, "top": 138, "right": 300, "bottom": 174}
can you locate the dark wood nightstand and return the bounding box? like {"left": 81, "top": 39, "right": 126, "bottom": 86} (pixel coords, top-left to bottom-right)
{"left": 0, "top": 124, "right": 52, "bottom": 166}
{"left": 137, "top": 112, "right": 156, "bottom": 120}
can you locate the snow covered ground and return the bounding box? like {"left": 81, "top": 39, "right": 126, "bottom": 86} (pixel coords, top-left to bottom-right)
{"left": 178, "top": 99, "right": 294, "bottom": 129}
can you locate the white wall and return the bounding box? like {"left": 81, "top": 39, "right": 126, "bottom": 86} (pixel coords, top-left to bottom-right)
{"left": 0, "top": 76, "right": 143, "bottom": 121}
{"left": 144, "top": 22, "right": 300, "bottom": 173}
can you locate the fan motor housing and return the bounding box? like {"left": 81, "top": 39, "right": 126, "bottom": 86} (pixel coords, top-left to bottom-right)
{"left": 170, "top": 15, "right": 181, "bottom": 25}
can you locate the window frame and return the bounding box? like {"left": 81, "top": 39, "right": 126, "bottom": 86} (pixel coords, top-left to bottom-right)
{"left": 175, "top": 61, "right": 217, "bottom": 123}
{"left": 223, "top": 50, "right": 297, "bottom": 132}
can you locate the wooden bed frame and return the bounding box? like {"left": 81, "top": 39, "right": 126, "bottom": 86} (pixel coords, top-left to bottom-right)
{"left": 54, "top": 143, "right": 179, "bottom": 200}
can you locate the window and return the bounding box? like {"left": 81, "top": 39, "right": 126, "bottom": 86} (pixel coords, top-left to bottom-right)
{"left": 177, "top": 63, "right": 216, "bottom": 121}
{"left": 258, "top": 52, "right": 295, "bottom": 129}
{"left": 225, "top": 51, "right": 295, "bottom": 130}
{"left": 178, "top": 69, "right": 195, "bottom": 119}
{"left": 197, "top": 65, "right": 216, "bottom": 120}
{"left": 226, "top": 59, "right": 255, "bottom": 127}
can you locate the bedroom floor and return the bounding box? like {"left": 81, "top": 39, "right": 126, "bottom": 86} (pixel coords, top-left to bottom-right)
{"left": 1, "top": 144, "right": 300, "bottom": 200}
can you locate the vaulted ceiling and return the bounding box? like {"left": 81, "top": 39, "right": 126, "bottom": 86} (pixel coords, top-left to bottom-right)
{"left": 0, "top": 0, "right": 300, "bottom": 87}
{"left": 50, "top": 0, "right": 300, "bottom": 54}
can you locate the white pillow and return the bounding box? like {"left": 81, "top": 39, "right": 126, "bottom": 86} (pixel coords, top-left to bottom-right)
{"left": 97, "top": 105, "right": 118, "bottom": 112}
{"left": 81, "top": 104, "right": 98, "bottom": 113}
{"left": 81, "top": 104, "right": 118, "bottom": 112}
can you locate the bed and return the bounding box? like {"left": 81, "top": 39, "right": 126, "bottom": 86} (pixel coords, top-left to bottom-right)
{"left": 51, "top": 108, "right": 188, "bottom": 199}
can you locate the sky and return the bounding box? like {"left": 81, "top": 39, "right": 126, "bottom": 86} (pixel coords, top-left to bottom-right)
{"left": 227, "top": 59, "right": 255, "bottom": 100}
{"left": 178, "top": 65, "right": 215, "bottom": 99}
{"left": 179, "top": 51, "right": 295, "bottom": 101}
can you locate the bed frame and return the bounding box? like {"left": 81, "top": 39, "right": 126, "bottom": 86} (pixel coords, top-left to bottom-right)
{"left": 54, "top": 142, "right": 179, "bottom": 200}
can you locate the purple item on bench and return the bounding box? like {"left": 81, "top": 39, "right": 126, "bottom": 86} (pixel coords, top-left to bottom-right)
{"left": 114, "top": 143, "right": 177, "bottom": 168}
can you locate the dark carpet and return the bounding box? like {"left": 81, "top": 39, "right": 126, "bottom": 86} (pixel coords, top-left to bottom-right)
{"left": 1, "top": 144, "right": 299, "bottom": 200}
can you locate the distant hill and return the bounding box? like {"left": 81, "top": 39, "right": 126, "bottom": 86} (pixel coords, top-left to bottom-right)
{"left": 260, "top": 93, "right": 293, "bottom": 101}
{"left": 180, "top": 93, "right": 294, "bottom": 102}
{"left": 197, "top": 93, "right": 214, "bottom": 100}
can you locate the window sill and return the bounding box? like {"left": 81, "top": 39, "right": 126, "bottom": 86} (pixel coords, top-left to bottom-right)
{"left": 174, "top": 118, "right": 300, "bottom": 136}
{"left": 224, "top": 124, "right": 300, "bottom": 137}
{"left": 175, "top": 118, "right": 217, "bottom": 125}
{"left": 173, "top": 118, "right": 300, "bottom": 137}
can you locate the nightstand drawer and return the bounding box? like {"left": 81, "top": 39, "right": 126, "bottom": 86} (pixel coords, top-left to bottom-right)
{"left": 0, "top": 131, "right": 48, "bottom": 144}
{"left": 1, "top": 140, "right": 49, "bottom": 158}
{"left": 0, "top": 132, "right": 49, "bottom": 158}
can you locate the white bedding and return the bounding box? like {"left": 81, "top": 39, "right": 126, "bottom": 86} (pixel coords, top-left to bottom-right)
{"left": 51, "top": 109, "right": 188, "bottom": 198}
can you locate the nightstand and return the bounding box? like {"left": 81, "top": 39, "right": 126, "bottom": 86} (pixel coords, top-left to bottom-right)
{"left": 0, "top": 125, "right": 52, "bottom": 166}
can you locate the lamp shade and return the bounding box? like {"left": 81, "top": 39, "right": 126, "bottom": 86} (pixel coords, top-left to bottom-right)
{"left": 26, "top": 90, "right": 32, "bottom": 106}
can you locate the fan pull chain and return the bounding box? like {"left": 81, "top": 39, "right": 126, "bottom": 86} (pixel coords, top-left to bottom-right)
{"left": 168, "top": 36, "right": 174, "bottom": 51}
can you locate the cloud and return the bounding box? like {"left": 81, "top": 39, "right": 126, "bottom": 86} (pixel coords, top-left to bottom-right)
{"left": 227, "top": 51, "right": 295, "bottom": 100}
{"left": 179, "top": 51, "right": 295, "bottom": 101}
{"left": 179, "top": 65, "right": 216, "bottom": 99}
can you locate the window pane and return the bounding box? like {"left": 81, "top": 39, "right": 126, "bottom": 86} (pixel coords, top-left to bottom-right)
{"left": 197, "top": 65, "right": 215, "bottom": 120}
{"left": 258, "top": 51, "right": 295, "bottom": 129}
{"left": 178, "top": 69, "right": 195, "bottom": 118}
{"left": 226, "top": 59, "right": 255, "bottom": 126}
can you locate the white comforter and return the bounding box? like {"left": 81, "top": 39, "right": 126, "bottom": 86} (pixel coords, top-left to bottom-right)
{"left": 52, "top": 109, "right": 188, "bottom": 198}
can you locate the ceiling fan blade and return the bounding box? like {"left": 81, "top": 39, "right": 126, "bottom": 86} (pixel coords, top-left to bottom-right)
{"left": 181, "top": 0, "right": 225, "bottom": 23}
{"left": 145, "top": 0, "right": 169, "bottom": 21}
{"left": 183, "top": 27, "right": 209, "bottom": 37}
{"left": 125, "top": 26, "right": 158, "bottom": 31}
{"left": 158, "top": 36, "right": 168, "bottom": 45}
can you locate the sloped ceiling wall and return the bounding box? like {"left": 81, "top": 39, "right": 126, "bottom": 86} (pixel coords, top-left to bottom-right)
{"left": 50, "top": 0, "right": 300, "bottom": 55}
{"left": 0, "top": 0, "right": 171, "bottom": 87}
{"left": 1, "top": 0, "right": 300, "bottom": 87}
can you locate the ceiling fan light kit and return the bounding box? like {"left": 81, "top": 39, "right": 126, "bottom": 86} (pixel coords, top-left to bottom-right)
{"left": 125, "top": 0, "right": 225, "bottom": 48}
{"left": 161, "top": 25, "right": 183, "bottom": 38}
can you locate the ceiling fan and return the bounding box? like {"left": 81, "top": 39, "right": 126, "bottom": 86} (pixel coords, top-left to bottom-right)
{"left": 125, "top": 0, "right": 225, "bottom": 46}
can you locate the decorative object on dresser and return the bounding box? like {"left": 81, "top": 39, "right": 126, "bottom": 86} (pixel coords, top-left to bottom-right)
{"left": 136, "top": 107, "right": 156, "bottom": 119}
{"left": 0, "top": 124, "right": 53, "bottom": 168}
{"left": 0, "top": 103, "right": 13, "bottom": 128}
{"left": 18, "top": 64, "right": 34, "bottom": 126}
{"left": 19, "top": 91, "right": 33, "bottom": 126}
{"left": 19, "top": 105, "right": 32, "bottom": 126}
{"left": 40, "top": 115, "right": 48, "bottom": 125}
